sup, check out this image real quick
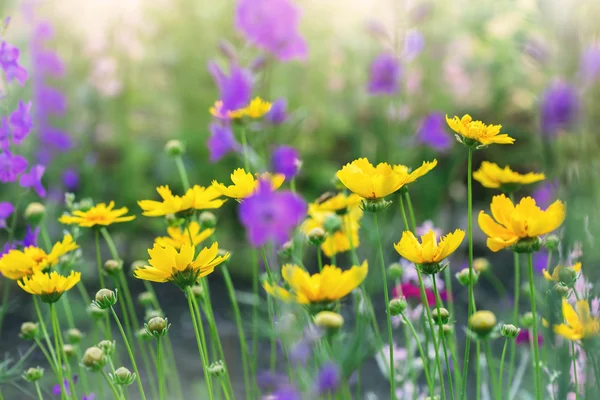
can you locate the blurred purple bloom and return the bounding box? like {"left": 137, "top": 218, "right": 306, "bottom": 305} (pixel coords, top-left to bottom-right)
{"left": 580, "top": 44, "right": 600, "bottom": 83}
{"left": 266, "top": 98, "right": 288, "bottom": 125}
{"left": 20, "top": 165, "right": 46, "bottom": 198}
{"left": 417, "top": 112, "right": 452, "bottom": 151}
{"left": 82, "top": 395, "right": 95, "bottom": 400}
{"left": 533, "top": 250, "right": 549, "bottom": 273}
{"left": 207, "top": 123, "right": 241, "bottom": 162}
{"left": 9, "top": 100, "right": 33, "bottom": 144}
{"left": 404, "top": 29, "right": 425, "bottom": 61}
{"left": 532, "top": 181, "right": 558, "bottom": 209}
{"left": 62, "top": 168, "right": 80, "bottom": 191}
{"left": 540, "top": 81, "right": 579, "bottom": 136}
{"left": 271, "top": 385, "right": 301, "bottom": 400}
{"left": 257, "top": 371, "right": 288, "bottom": 391}
{"left": 316, "top": 362, "right": 341, "bottom": 394}
{"left": 209, "top": 62, "right": 253, "bottom": 115}
{"left": 0, "top": 41, "right": 28, "bottom": 85}
{"left": 0, "top": 202, "right": 14, "bottom": 229}
{"left": 523, "top": 38, "right": 550, "bottom": 64}
{"left": 23, "top": 225, "right": 40, "bottom": 247}
{"left": 239, "top": 179, "right": 307, "bottom": 247}
{"left": 1, "top": 242, "right": 16, "bottom": 256}
{"left": 40, "top": 127, "right": 73, "bottom": 151}
{"left": 271, "top": 145, "right": 301, "bottom": 179}
{"left": 36, "top": 86, "right": 67, "bottom": 116}
{"left": 0, "top": 151, "right": 27, "bottom": 182}
{"left": 289, "top": 341, "right": 311, "bottom": 367}
{"left": 367, "top": 53, "right": 401, "bottom": 95}
{"left": 235, "top": 0, "right": 308, "bottom": 62}
{"left": 516, "top": 329, "right": 543, "bottom": 346}
{"left": 0, "top": 118, "right": 9, "bottom": 149}
{"left": 52, "top": 379, "right": 70, "bottom": 396}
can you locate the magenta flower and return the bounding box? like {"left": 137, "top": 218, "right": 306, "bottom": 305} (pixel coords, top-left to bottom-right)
{"left": 207, "top": 123, "right": 241, "bottom": 162}
{"left": 516, "top": 330, "right": 543, "bottom": 346}
{"left": 208, "top": 62, "right": 253, "bottom": 116}
{"left": 540, "top": 80, "right": 579, "bottom": 136}
{"left": 235, "top": 0, "right": 308, "bottom": 62}
{"left": 239, "top": 179, "right": 307, "bottom": 247}
{"left": 271, "top": 145, "right": 301, "bottom": 179}
{"left": 393, "top": 282, "right": 447, "bottom": 306}
{"left": 266, "top": 98, "right": 288, "bottom": 125}
{"left": 0, "top": 41, "right": 28, "bottom": 85}
{"left": 367, "top": 53, "right": 401, "bottom": 95}
{"left": 19, "top": 165, "right": 46, "bottom": 198}
{"left": 0, "top": 202, "right": 14, "bottom": 229}
{"left": 0, "top": 151, "right": 27, "bottom": 183}
{"left": 9, "top": 100, "right": 33, "bottom": 144}
{"left": 417, "top": 113, "right": 452, "bottom": 151}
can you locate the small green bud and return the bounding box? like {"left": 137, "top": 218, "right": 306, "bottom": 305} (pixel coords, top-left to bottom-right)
{"left": 23, "top": 367, "right": 44, "bottom": 382}
{"left": 87, "top": 304, "right": 107, "bottom": 319}
{"left": 558, "top": 267, "right": 578, "bottom": 287}
{"left": 19, "top": 322, "right": 39, "bottom": 340}
{"left": 208, "top": 360, "right": 226, "bottom": 377}
{"left": 111, "top": 367, "right": 136, "bottom": 386}
{"left": 520, "top": 312, "right": 535, "bottom": 329}
{"left": 66, "top": 328, "right": 84, "bottom": 344}
{"left": 513, "top": 237, "right": 542, "bottom": 254}
{"left": 103, "top": 259, "right": 122, "bottom": 276}
{"left": 190, "top": 285, "right": 204, "bottom": 300}
{"left": 81, "top": 346, "right": 106, "bottom": 371}
{"left": 63, "top": 344, "right": 75, "bottom": 358}
{"left": 97, "top": 340, "right": 116, "bottom": 356}
{"left": 24, "top": 202, "right": 46, "bottom": 225}
{"left": 307, "top": 227, "right": 326, "bottom": 245}
{"left": 388, "top": 297, "right": 407, "bottom": 316}
{"left": 468, "top": 310, "right": 497, "bottom": 337}
{"left": 144, "top": 309, "right": 164, "bottom": 321}
{"left": 131, "top": 260, "right": 146, "bottom": 271}
{"left": 164, "top": 139, "right": 185, "bottom": 156}
{"left": 501, "top": 324, "right": 521, "bottom": 339}
{"left": 442, "top": 324, "right": 453, "bottom": 337}
{"left": 360, "top": 198, "right": 392, "bottom": 213}
{"left": 544, "top": 235, "right": 560, "bottom": 251}
{"left": 165, "top": 213, "right": 181, "bottom": 227}
{"left": 456, "top": 268, "right": 479, "bottom": 286}
{"left": 278, "top": 241, "right": 293, "bottom": 258}
{"left": 145, "top": 316, "right": 170, "bottom": 338}
{"left": 199, "top": 211, "right": 217, "bottom": 229}
{"left": 323, "top": 214, "right": 342, "bottom": 233}
{"left": 314, "top": 311, "right": 344, "bottom": 329}
{"left": 93, "top": 288, "right": 117, "bottom": 309}
{"left": 136, "top": 328, "right": 152, "bottom": 341}
{"left": 138, "top": 291, "right": 155, "bottom": 307}
{"left": 387, "top": 263, "right": 403, "bottom": 280}
{"left": 553, "top": 282, "right": 571, "bottom": 297}
{"left": 473, "top": 258, "right": 490, "bottom": 273}
{"left": 432, "top": 307, "right": 450, "bottom": 324}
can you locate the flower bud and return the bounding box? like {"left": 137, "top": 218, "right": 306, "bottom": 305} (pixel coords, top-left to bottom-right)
{"left": 558, "top": 267, "right": 578, "bottom": 287}
{"left": 209, "top": 360, "right": 226, "bottom": 377}
{"left": 138, "top": 291, "right": 155, "bottom": 307}
{"left": 112, "top": 366, "right": 136, "bottom": 386}
{"left": 323, "top": 214, "right": 342, "bottom": 233}
{"left": 417, "top": 262, "right": 447, "bottom": 275}
{"left": 103, "top": 259, "right": 122, "bottom": 276}
{"left": 314, "top": 311, "right": 344, "bottom": 330}
{"left": 165, "top": 213, "right": 181, "bottom": 227}
{"left": 66, "top": 328, "right": 84, "bottom": 344}
{"left": 360, "top": 198, "right": 392, "bottom": 213}
{"left": 501, "top": 324, "right": 521, "bottom": 339}
{"left": 144, "top": 309, "right": 164, "bottom": 321}
{"left": 136, "top": 328, "right": 152, "bottom": 341}
{"left": 131, "top": 260, "right": 146, "bottom": 271}
{"left": 553, "top": 282, "right": 570, "bottom": 297}
{"left": 97, "top": 340, "right": 116, "bottom": 355}
{"left": 81, "top": 346, "right": 107, "bottom": 371}
{"left": 24, "top": 202, "right": 45, "bottom": 225}
{"left": 164, "top": 139, "right": 185, "bottom": 157}
{"left": 63, "top": 344, "right": 75, "bottom": 358}
{"left": 387, "top": 263, "right": 403, "bottom": 280}
{"left": 442, "top": 324, "right": 453, "bottom": 337}
{"left": 388, "top": 297, "right": 407, "bottom": 316}
{"left": 190, "top": 285, "right": 204, "bottom": 300}
{"left": 23, "top": 366, "right": 44, "bottom": 382}
{"left": 19, "top": 322, "right": 39, "bottom": 340}
{"left": 520, "top": 312, "right": 535, "bottom": 329}
{"left": 307, "top": 227, "right": 326, "bottom": 245}
{"left": 94, "top": 288, "right": 117, "bottom": 309}
{"left": 145, "top": 316, "right": 170, "bottom": 338}
{"left": 456, "top": 268, "right": 479, "bottom": 286}
{"left": 278, "top": 241, "right": 293, "bottom": 258}
{"left": 544, "top": 234, "right": 560, "bottom": 251}
{"left": 513, "top": 237, "right": 542, "bottom": 254}
{"left": 425, "top": 396, "right": 441, "bottom": 400}
{"left": 199, "top": 211, "right": 217, "bottom": 228}
{"left": 432, "top": 307, "right": 450, "bottom": 324}
{"left": 87, "top": 304, "right": 107, "bottom": 319}
{"left": 473, "top": 258, "right": 490, "bottom": 273}
{"left": 468, "top": 310, "right": 497, "bottom": 337}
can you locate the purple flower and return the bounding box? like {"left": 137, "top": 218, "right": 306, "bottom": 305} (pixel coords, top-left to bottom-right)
{"left": 316, "top": 362, "right": 341, "bottom": 394}
{"left": 580, "top": 44, "right": 600, "bottom": 83}
{"left": 417, "top": 112, "right": 452, "bottom": 151}
{"left": 367, "top": 53, "right": 401, "bottom": 95}
{"left": 239, "top": 179, "right": 307, "bottom": 247}
{"left": 23, "top": 225, "right": 40, "bottom": 247}
{"left": 532, "top": 181, "right": 558, "bottom": 209}
{"left": 207, "top": 123, "right": 241, "bottom": 163}
{"left": 82, "top": 395, "right": 95, "bottom": 400}
{"left": 271, "top": 146, "right": 301, "bottom": 179}
{"left": 1, "top": 242, "right": 16, "bottom": 257}
{"left": 19, "top": 165, "right": 46, "bottom": 198}
{"left": 40, "top": 127, "right": 73, "bottom": 151}
{"left": 266, "top": 98, "right": 288, "bottom": 125}
{"left": 208, "top": 62, "right": 253, "bottom": 115}
{"left": 404, "top": 29, "right": 425, "bottom": 61}
{"left": 0, "top": 202, "right": 14, "bottom": 229}
{"left": 533, "top": 250, "right": 549, "bottom": 273}
{"left": 0, "top": 118, "right": 10, "bottom": 149}
{"left": 36, "top": 86, "right": 68, "bottom": 116}
{"left": 9, "top": 100, "right": 33, "bottom": 144}
{"left": 540, "top": 80, "right": 579, "bottom": 136}
{"left": 235, "top": 0, "right": 308, "bottom": 62}
{"left": 0, "top": 41, "right": 28, "bottom": 85}
{"left": 271, "top": 385, "right": 301, "bottom": 400}
{"left": 52, "top": 379, "right": 70, "bottom": 396}
{"left": 0, "top": 151, "right": 27, "bottom": 183}
{"left": 516, "top": 329, "right": 543, "bottom": 346}
{"left": 62, "top": 168, "right": 80, "bottom": 191}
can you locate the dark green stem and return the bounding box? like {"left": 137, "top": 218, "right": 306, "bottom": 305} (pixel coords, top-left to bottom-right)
{"left": 484, "top": 341, "right": 499, "bottom": 400}
{"left": 527, "top": 253, "right": 542, "bottom": 400}
{"left": 433, "top": 275, "right": 455, "bottom": 400}
{"left": 185, "top": 287, "right": 213, "bottom": 400}
{"left": 507, "top": 252, "right": 520, "bottom": 386}
{"left": 498, "top": 339, "right": 509, "bottom": 400}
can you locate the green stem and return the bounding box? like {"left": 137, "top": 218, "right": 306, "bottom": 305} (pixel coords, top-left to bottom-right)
{"left": 444, "top": 265, "right": 462, "bottom": 389}
{"left": 507, "top": 252, "right": 520, "bottom": 386}
{"left": 398, "top": 194, "right": 409, "bottom": 230}
{"left": 34, "top": 297, "right": 59, "bottom": 367}
{"left": 527, "top": 253, "right": 542, "bottom": 400}
{"left": 476, "top": 341, "right": 481, "bottom": 400}
{"left": 101, "top": 369, "right": 123, "bottom": 400}
{"left": 372, "top": 213, "right": 396, "bottom": 399}
{"left": 316, "top": 249, "right": 323, "bottom": 272}
{"left": 0, "top": 280, "right": 10, "bottom": 336}
{"left": 498, "top": 339, "right": 508, "bottom": 400}
{"left": 240, "top": 128, "right": 250, "bottom": 172}
{"left": 484, "top": 341, "right": 499, "bottom": 400}
{"left": 107, "top": 357, "right": 126, "bottom": 399}
{"left": 175, "top": 155, "right": 190, "bottom": 191}
{"left": 94, "top": 230, "right": 106, "bottom": 288}
{"left": 572, "top": 340, "right": 579, "bottom": 398}
{"left": 49, "top": 304, "right": 69, "bottom": 400}
{"left": 157, "top": 337, "right": 166, "bottom": 400}
{"left": 109, "top": 306, "right": 147, "bottom": 400}
{"left": 404, "top": 191, "right": 417, "bottom": 231}
{"left": 421, "top": 275, "right": 446, "bottom": 400}
{"left": 484, "top": 271, "right": 507, "bottom": 297}
{"left": 402, "top": 312, "right": 435, "bottom": 395}
{"left": 250, "top": 249, "right": 260, "bottom": 396}
{"left": 34, "top": 338, "right": 57, "bottom": 375}
{"left": 34, "top": 382, "right": 44, "bottom": 400}
{"left": 433, "top": 275, "right": 455, "bottom": 400}
{"left": 185, "top": 286, "right": 214, "bottom": 400}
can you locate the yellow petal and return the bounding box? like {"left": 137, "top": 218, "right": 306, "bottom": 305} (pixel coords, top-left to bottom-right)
{"left": 562, "top": 300, "right": 582, "bottom": 330}
{"left": 435, "top": 229, "right": 465, "bottom": 262}
{"left": 490, "top": 194, "right": 514, "bottom": 229}
{"left": 554, "top": 324, "right": 581, "bottom": 341}
{"left": 394, "top": 231, "right": 422, "bottom": 264}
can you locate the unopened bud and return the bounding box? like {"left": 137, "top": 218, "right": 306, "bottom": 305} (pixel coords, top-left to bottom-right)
{"left": 432, "top": 307, "right": 450, "bottom": 324}
{"left": 164, "top": 140, "right": 185, "bottom": 157}
{"left": 23, "top": 367, "right": 44, "bottom": 382}
{"left": 278, "top": 241, "right": 293, "bottom": 258}
{"left": 66, "top": 328, "right": 84, "bottom": 344}
{"left": 209, "top": 360, "right": 226, "bottom": 377}
{"left": 145, "top": 316, "right": 170, "bottom": 337}
{"left": 442, "top": 324, "right": 453, "bottom": 337}
{"left": 553, "top": 282, "right": 570, "bottom": 297}
{"left": 190, "top": 285, "right": 204, "bottom": 300}
{"left": 94, "top": 288, "right": 117, "bottom": 309}
{"left": 468, "top": 310, "right": 497, "bottom": 337}
{"left": 314, "top": 311, "right": 344, "bottom": 330}
{"left": 323, "top": 215, "right": 342, "bottom": 233}
{"left": 112, "top": 367, "right": 136, "bottom": 386}
{"left": 456, "top": 268, "right": 479, "bottom": 286}
{"left": 360, "top": 198, "right": 392, "bottom": 213}
{"left": 81, "top": 346, "right": 106, "bottom": 371}
{"left": 558, "top": 267, "right": 578, "bottom": 287}
{"left": 138, "top": 291, "right": 155, "bottom": 307}
{"left": 544, "top": 235, "right": 560, "bottom": 251}
{"left": 387, "top": 263, "right": 403, "bottom": 280}
{"left": 388, "top": 297, "right": 407, "bottom": 316}
{"left": 136, "top": 328, "right": 152, "bottom": 341}
{"left": 24, "top": 202, "right": 45, "bottom": 225}
{"left": 19, "top": 322, "right": 39, "bottom": 340}
{"left": 513, "top": 237, "right": 542, "bottom": 254}
{"left": 473, "top": 258, "right": 490, "bottom": 273}
{"left": 308, "top": 227, "right": 326, "bottom": 245}
{"left": 501, "top": 324, "right": 521, "bottom": 339}
{"left": 97, "top": 340, "right": 116, "bottom": 355}
{"left": 520, "top": 312, "right": 535, "bottom": 329}
{"left": 199, "top": 211, "right": 217, "bottom": 229}
{"left": 63, "top": 344, "right": 75, "bottom": 358}
{"left": 103, "top": 259, "right": 122, "bottom": 276}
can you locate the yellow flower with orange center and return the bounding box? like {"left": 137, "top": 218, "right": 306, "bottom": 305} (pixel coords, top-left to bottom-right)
{"left": 59, "top": 202, "right": 135, "bottom": 227}
{"left": 446, "top": 114, "right": 515, "bottom": 146}
{"left": 155, "top": 221, "right": 214, "bottom": 249}
{"left": 553, "top": 299, "right": 600, "bottom": 341}
{"left": 18, "top": 270, "right": 81, "bottom": 303}
{"left": 212, "top": 168, "right": 285, "bottom": 199}
{"left": 473, "top": 161, "right": 545, "bottom": 190}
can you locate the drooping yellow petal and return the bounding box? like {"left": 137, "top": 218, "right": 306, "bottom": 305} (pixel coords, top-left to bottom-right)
{"left": 394, "top": 231, "right": 423, "bottom": 264}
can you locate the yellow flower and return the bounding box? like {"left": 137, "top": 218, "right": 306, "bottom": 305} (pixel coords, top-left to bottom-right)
{"left": 59, "top": 202, "right": 135, "bottom": 227}
{"left": 473, "top": 161, "right": 545, "bottom": 190}
{"left": 263, "top": 261, "right": 368, "bottom": 304}
{"left": 336, "top": 158, "right": 436, "bottom": 200}
{"left": 394, "top": 229, "right": 465, "bottom": 267}
{"left": 542, "top": 262, "right": 581, "bottom": 282}
{"left": 209, "top": 97, "right": 272, "bottom": 119}
{"left": 212, "top": 168, "right": 285, "bottom": 199}
{"left": 302, "top": 202, "right": 362, "bottom": 257}
{"left": 478, "top": 195, "right": 565, "bottom": 252}
{"left": 133, "top": 242, "right": 229, "bottom": 288}
{"left": 0, "top": 235, "right": 78, "bottom": 280}
{"left": 139, "top": 185, "right": 225, "bottom": 217}
{"left": 155, "top": 222, "right": 214, "bottom": 249}
{"left": 446, "top": 114, "right": 515, "bottom": 146}
{"left": 553, "top": 299, "right": 600, "bottom": 341}
{"left": 312, "top": 193, "right": 362, "bottom": 214}
{"left": 18, "top": 270, "right": 81, "bottom": 303}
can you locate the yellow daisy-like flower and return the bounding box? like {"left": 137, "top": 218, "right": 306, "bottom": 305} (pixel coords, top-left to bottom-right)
{"left": 133, "top": 242, "right": 229, "bottom": 288}
{"left": 263, "top": 261, "right": 368, "bottom": 304}
{"left": 0, "top": 235, "right": 79, "bottom": 280}
{"left": 302, "top": 202, "right": 362, "bottom": 257}
{"left": 209, "top": 97, "right": 272, "bottom": 119}
{"left": 212, "top": 168, "right": 285, "bottom": 199}
{"left": 139, "top": 185, "right": 225, "bottom": 217}
{"left": 394, "top": 229, "right": 465, "bottom": 274}
{"left": 446, "top": 114, "right": 515, "bottom": 146}
{"left": 542, "top": 262, "right": 581, "bottom": 282}
{"left": 336, "top": 158, "right": 436, "bottom": 200}
{"left": 553, "top": 299, "right": 600, "bottom": 341}
{"left": 473, "top": 161, "right": 545, "bottom": 190}
{"left": 18, "top": 270, "right": 81, "bottom": 303}
{"left": 478, "top": 195, "right": 565, "bottom": 252}
{"left": 312, "top": 193, "right": 363, "bottom": 214}
{"left": 59, "top": 202, "right": 135, "bottom": 227}
{"left": 155, "top": 222, "right": 214, "bottom": 250}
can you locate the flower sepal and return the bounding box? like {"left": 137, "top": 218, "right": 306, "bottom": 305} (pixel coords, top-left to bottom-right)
{"left": 306, "top": 301, "right": 339, "bottom": 316}
{"left": 416, "top": 261, "right": 447, "bottom": 275}
{"left": 512, "top": 237, "right": 542, "bottom": 254}
{"left": 360, "top": 198, "right": 392, "bottom": 213}
{"left": 455, "top": 135, "right": 487, "bottom": 150}
{"left": 173, "top": 268, "right": 203, "bottom": 290}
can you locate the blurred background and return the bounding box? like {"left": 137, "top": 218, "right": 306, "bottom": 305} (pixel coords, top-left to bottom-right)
{"left": 1, "top": 0, "right": 600, "bottom": 397}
